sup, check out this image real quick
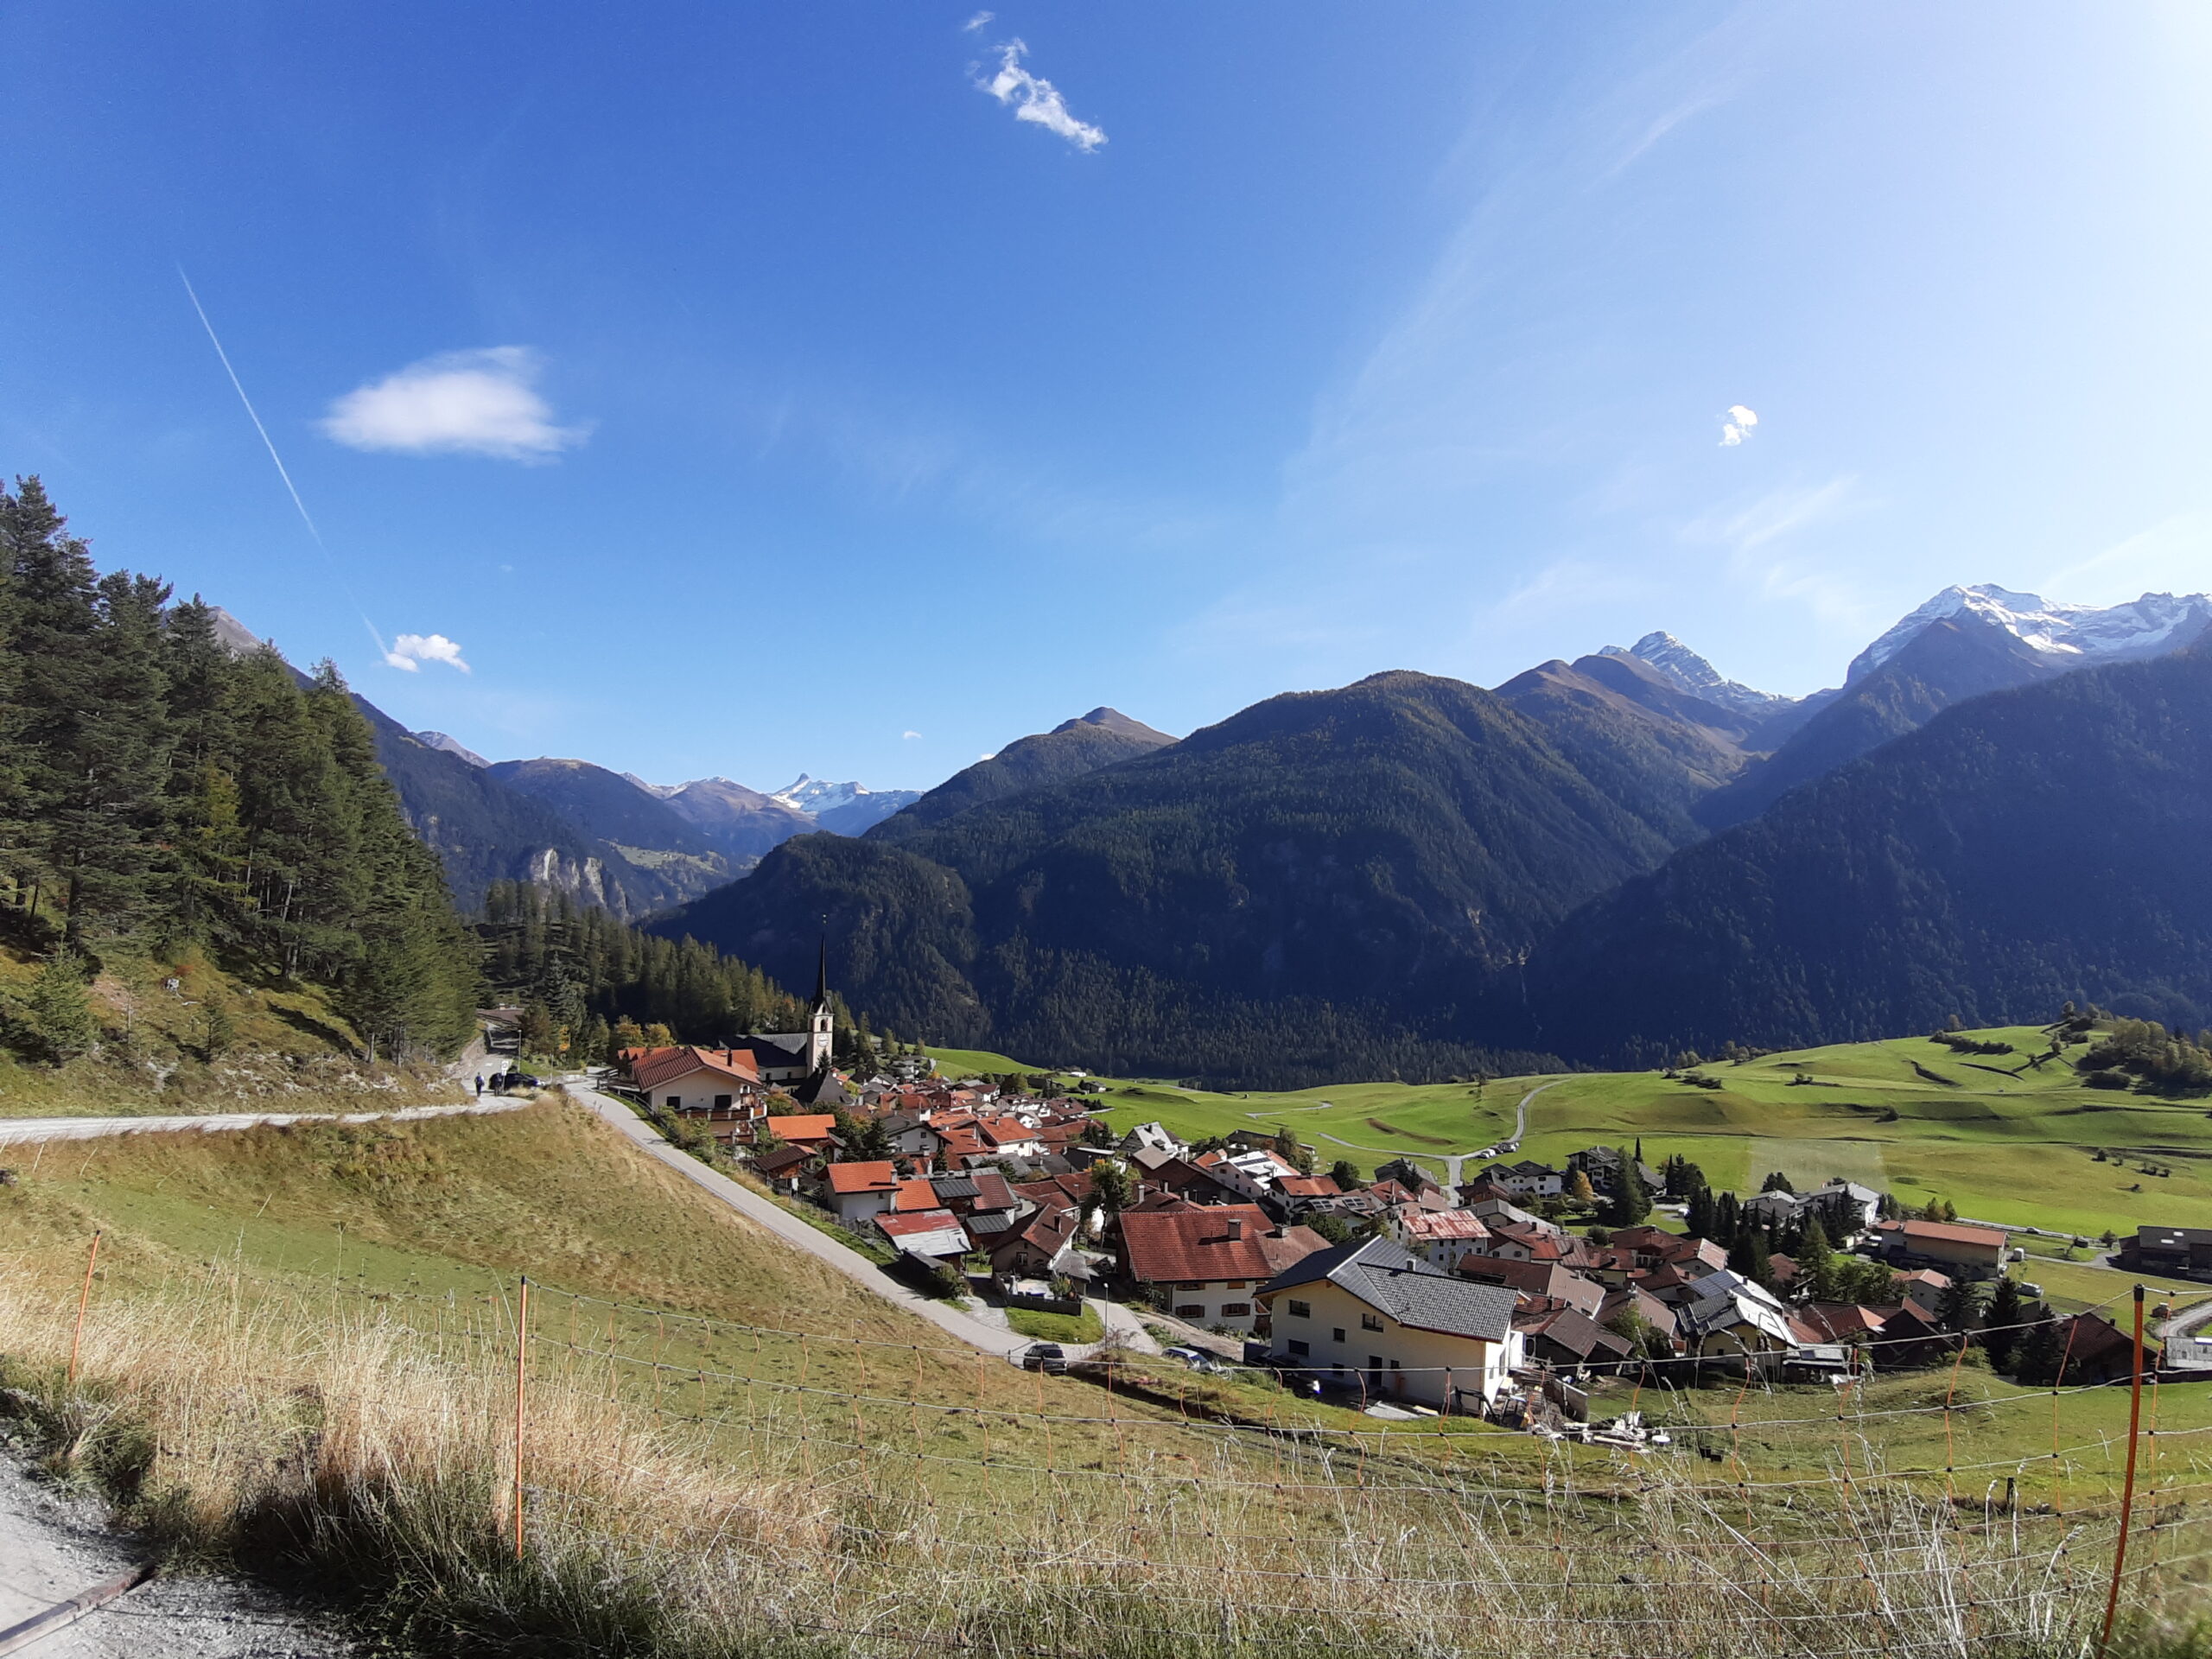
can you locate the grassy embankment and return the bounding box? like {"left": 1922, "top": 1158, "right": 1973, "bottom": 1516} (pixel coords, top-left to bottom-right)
{"left": 0, "top": 938, "right": 456, "bottom": 1119}
{"left": 5, "top": 1097, "right": 2205, "bottom": 1655}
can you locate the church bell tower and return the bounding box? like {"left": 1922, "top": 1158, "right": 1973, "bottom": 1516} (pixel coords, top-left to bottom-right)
{"left": 807, "top": 935, "right": 834, "bottom": 1072}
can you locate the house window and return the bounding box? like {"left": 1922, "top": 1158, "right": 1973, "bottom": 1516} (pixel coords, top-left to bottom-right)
{"left": 1287, "top": 1338, "right": 1309, "bottom": 1357}
{"left": 1332, "top": 1328, "right": 1345, "bottom": 1344}
{"left": 1179, "top": 1281, "right": 1205, "bottom": 1291}
{"left": 715, "top": 1094, "right": 732, "bottom": 1109}
{"left": 1175, "top": 1306, "right": 1205, "bottom": 1319}
{"left": 664, "top": 1096, "right": 681, "bottom": 1109}
{"left": 1220, "top": 1303, "right": 1250, "bottom": 1318}
{"left": 1224, "top": 1281, "right": 1248, "bottom": 1290}
{"left": 1362, "top": 1312, "right": 1384, "bottom": 1332}
{"left": 1287, "top": 1300, "right": 1311, "bottom": 1319}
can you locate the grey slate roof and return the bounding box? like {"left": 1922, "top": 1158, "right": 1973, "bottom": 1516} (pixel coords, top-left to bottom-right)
{"left": 1261, "top": 1237, "right": 1516, "bottom": 1343}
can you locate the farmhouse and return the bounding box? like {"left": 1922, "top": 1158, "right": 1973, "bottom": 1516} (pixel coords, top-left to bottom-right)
{"left": 1878, "top": 1218, "right": 2008, "bottom": 1281}
{"left": 1257, "top": 1237, "right": 1524, "bottom": 1409}
{"left": 1382, "top": 1207, "right": 1491, "bottom": 1269}
{"left": 1117, "top": 1205, "right": 1327, "bottom": 1333}
{"left": 628, "top": 1046, "right": 766, "bottom": 1135}
{"left": 821, "top": 1160, "right": 902, "bottom": 1223}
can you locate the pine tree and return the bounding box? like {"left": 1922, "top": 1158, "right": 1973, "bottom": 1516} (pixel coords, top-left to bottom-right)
{"left": 1796, "top": 1213, "right": 1834, "bottom": 1301}
{"left": 1983, "top": 1275, "right": 2025, "bottom": 1373}
{"left": 25, "top": 950, "right": 99, "bottom": 1061}
{"left": 1605, "top": 1147, "right": 1652, "bottom": 1226}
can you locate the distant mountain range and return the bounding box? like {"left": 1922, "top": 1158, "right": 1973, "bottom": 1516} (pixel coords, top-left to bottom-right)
{"left": 210, "top": 584, "right": 2212, "bottom": 1080}
{"left": 650, "top": 583, "right": 2212, "bottom": 1083}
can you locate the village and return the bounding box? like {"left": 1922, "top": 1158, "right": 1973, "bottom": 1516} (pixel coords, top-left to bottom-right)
{"left": 607, "top": 978, "right": 2198, "bottom": 1434}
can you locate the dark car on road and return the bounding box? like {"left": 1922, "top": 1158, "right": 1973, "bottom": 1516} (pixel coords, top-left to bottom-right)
{"left": 1020, "top": 1342, "right": 1067, "bottom": 1374}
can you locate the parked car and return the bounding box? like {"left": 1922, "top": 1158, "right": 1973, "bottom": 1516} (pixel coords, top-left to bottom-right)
{"left": 1020, "top": 1342, "right": 1067, "bottom": 1375}
{"left": 1161, "top": 1345, "right": 1228, "bottom": 1374}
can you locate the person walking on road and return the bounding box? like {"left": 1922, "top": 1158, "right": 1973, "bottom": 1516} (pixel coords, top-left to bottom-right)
{"left": 474, "top": 1075, "right": 484, "bottom": 1096}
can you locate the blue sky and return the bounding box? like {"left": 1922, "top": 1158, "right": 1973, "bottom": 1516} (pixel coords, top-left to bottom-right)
{"left": 8, "top": 4, "right": 2211, "bottom": 791}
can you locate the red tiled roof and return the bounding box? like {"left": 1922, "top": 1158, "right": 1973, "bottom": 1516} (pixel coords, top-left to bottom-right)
{"left": 1118, "top": 1205, "right": 1327, "bottom": 1286}
{"left": 631, "top": 1046, "right": 763, "bottom": 1091}
{"left": 1275, "top": 1175, "right": 1343, "bottom": 1198}
{"left": 892, "top": 1177, "right": 941, "bottom": 1211}
{"left": 1397, "top": 1211, "right": 1492, "bottom": 1242}
{"left": 1898, "top": 1219, "right": 2007, "bottom": 1248}
{"left": 827, "top": 1160, "right": 901, "bottom": 1196}
{"left": 766, "top": 1115, "right": 838, "bottom": 1141}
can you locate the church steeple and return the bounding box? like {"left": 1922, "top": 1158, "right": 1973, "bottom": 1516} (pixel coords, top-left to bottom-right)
{"left": 806, "top": 931, "right": 834, "bottom": 1072}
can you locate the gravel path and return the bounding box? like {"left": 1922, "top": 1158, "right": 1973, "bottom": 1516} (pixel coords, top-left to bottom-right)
{"left": 0, "top": 1455, "right": 350, "bottom": 1658}
{"left": 0, "top": 1097, "right": 529, "bottom": 1148}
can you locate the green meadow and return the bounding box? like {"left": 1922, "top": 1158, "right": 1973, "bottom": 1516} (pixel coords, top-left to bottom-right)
{"left": 938, "top": 1026, "right": 2212, "bottom": 1246}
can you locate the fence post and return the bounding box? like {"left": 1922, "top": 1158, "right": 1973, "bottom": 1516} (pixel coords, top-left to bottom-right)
{"left": 512, "top": 1276, "right": 530, "bottom": 1563}
{"left": 2095, "top": 1285, "right": 2147, "bottom": 1656}
{"left": 66, "top": 1231, "right": 102, "bottom": 1384}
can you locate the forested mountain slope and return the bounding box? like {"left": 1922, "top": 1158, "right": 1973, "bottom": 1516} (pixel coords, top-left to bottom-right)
{"left": 659, "top": 672, "right": 1679, "bottom": 1083}
{"left": 353, "top": 702, "right": 695, "bottom": 918}
{"left": 1495, "top": 652, "right": 1760, "bottom": 838}
{"left": 1524, "top": 645, "right": 2212, "bottom": 1063}
{"left": 868, "top": 706, "right": 1173, "bottom": 842}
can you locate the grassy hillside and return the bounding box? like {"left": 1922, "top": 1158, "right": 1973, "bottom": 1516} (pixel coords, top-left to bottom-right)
{"left": 0, "top": 939, "right": 457, "bottom": 1119}
{"left": 3, "top": 1092, "right": 2209, "bottom": 1655}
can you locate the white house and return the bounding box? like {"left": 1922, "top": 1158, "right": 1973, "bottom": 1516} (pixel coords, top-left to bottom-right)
{"left": 1382, "top": 1207, "right": 1492, "bottom": 1270}
{"left": 1474, "top": 1160, "right": 1564, "bottom": 1199}
{"left": 1256, "top": 1237, "right": 1525, "bottom": 1409}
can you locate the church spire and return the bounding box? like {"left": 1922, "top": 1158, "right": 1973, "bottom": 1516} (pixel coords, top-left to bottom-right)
{"left": 813, "top": 931, "right": 829, "bottom": 1010}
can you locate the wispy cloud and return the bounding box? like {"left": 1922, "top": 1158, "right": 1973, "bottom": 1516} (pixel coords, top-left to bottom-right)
{"left": 321, "top": 347, "right": 591, "bottom": 461}
{"left": 1685, "top": 475, "right": 1855, "bottom": 552}
{"left": 976, "top": 40, "right": 1105, "bottom": 152}
{"left": 2041, "top": 513, "right": 2212, "bottom": 605}
{"left": 385, "top": 632, "right": 472, "bottom": 673}
{"left": 902, "top": 729, "right": 923, "bottom": 740}
{"left": 963, "top": 10, "right": 994, "bottom": 31}
{"left": 1719, "top": 404, "right": 1758, "bottom": 446}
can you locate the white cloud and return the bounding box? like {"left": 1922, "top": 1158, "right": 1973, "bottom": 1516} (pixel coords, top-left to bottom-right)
{"left": 385, "top": 632, "right": 472, "bottom": 674}
{"left": 978, "top": 752, "right": 996, "bottom": 761}
{"left": 963, "top": 10, "right": 994, "bottom": 30}
{"left": 1719, "top": 404, "right": 1758, "bottom": 446}
{"left": 902, "top": 729, "right": 923, "bottom": 740}
{"left": 976, "top": 40, "right": 1105, "bottom": 152}
{"left": 321, "top": 347, "right": 590, "bottom": 461}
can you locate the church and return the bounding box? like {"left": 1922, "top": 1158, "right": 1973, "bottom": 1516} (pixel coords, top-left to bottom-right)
{"left": 740, "top": 940, "right": 837, "bottom": 1084}
{"left": 622, "top": 940, "right": 849, "bottom": 1125}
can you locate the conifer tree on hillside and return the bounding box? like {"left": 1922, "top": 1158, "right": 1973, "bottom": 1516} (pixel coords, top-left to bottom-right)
{"left": 0, "top": 476, "right": 481, "bottom": 1063}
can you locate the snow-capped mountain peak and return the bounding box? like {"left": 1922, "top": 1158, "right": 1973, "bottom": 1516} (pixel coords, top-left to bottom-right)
{"left": 1599, "top": 632, "right": 1790, "bottom": 718}
{"left": 772, "top": 774, "right": 876, "bottom": 815}
{"left": 1849, "top": 584, "right": 2212, "bottom": 683}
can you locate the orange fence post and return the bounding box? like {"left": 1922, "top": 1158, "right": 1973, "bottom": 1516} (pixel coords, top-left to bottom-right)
{"left": 66, "top": 1231, "right": 102, "bottom": 1384}
{"left": 2095, "top": 1286, "right": 2147, "bottom": 1656}
{"left": 513, "top": 1276, "right": 531, "bottom": 1563}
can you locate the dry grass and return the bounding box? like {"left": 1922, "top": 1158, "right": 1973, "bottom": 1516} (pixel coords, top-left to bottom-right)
{"left": 3, "top": 1260, "right": 2203, "bottom": 1659}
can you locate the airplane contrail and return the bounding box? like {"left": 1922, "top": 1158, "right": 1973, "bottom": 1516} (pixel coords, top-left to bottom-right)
{"left": 177, "top": 266, "right": 391, "bottom": 661}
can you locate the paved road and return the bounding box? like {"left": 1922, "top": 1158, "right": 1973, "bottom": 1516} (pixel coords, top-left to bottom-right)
{"left": 0, "top": 1097, "right": 528, "bottom": 1147}
{"left": 568, "top": 1081, "right": 1153, "bottom": 1360}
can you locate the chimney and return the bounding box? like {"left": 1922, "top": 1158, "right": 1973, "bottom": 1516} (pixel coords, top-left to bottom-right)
{"left": 1226, "top": 1217, "right": 1243, "bottom": 1241}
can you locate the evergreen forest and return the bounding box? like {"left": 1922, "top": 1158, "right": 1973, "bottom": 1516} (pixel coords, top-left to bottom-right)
{"left": 0, "top": 477, "right": 480, "bottom": 1062}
